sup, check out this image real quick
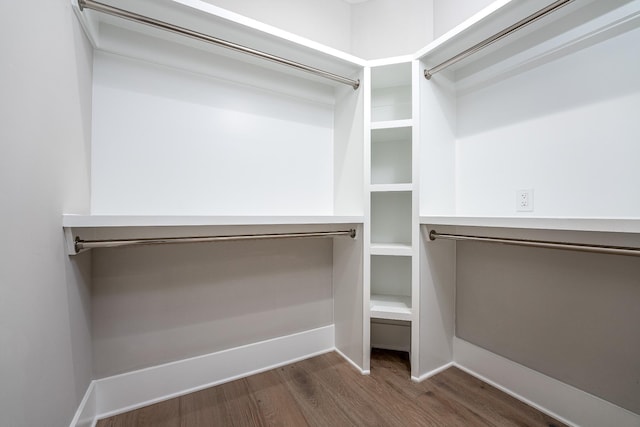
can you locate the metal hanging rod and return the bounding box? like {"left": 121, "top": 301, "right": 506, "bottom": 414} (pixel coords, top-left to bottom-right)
{"left": 78, "top": 0, "right": 360, "bottom": 89}
{"left": 75, "top": 229, "right": 356, "bottom": 252}
{"left": 424, "top": 0, "right": 574, "bottom": 80}
{"left": 429, "top": 230, "right": 640, "bottom": 257}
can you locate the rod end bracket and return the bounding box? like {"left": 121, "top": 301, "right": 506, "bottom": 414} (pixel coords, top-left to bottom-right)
{"left": 429, "top": 230, "right": 438, "bottom": 241}
{"left": 352, "top": 79, "right": 360, "bottom": 90}
{"left": 78, "top": 0, "right": 86, "bottom": 11}
{"left": 424, "top": 69, "right": 432, "bottom": 80}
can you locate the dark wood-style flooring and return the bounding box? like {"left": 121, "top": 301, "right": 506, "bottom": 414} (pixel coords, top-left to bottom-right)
{"left": 97, "top": 349, "right": 567, "bottom": 426}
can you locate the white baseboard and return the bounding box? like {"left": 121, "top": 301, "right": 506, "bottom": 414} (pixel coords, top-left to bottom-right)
{"left": 68, "top": 381, "right": 97, "bottom": 427}
{"left": 70, "top": 325, "right": 335, "bottom": 426}
{"left": 70, "top": 332, "right": 639, "bottom": 427}
{"left": 453, "top": 337, "right": 640, "bottom": 427}
{"left": 411, "top": 361, "right": 454, "bottom": 383}
{"left": 334, "top": 347, "right": 369, "bottom": 375}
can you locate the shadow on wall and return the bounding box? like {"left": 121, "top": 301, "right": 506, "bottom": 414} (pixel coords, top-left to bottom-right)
{"left": 91, "top": 238, "right": 334, "bottom": 377}
{"left": 456, "top": 240, "right": 640, "bottom": 415}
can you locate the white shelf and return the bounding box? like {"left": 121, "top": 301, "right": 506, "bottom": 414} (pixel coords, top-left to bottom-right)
{"left": 370, "top": 184, "right": 413, "bottom": 193}
{"left": 420, "top": 216, "right": 640, "bottom": 234}
{"left": 370, "top": 294, "right": 412, "bottom": 322}
{"left": 72, "top": 0, "right": 364, "bottom": 89}
{"left": 63, "top": 214, "right": 363, "bottom": 228}
{"left": 370, "top": 119, "right": 413, "bottom": 130}
{"left": 370, "top": 243, "right": 413, "bottom": 257}
{"left": 415, "top": 0, "right": 636, "bottom": 87}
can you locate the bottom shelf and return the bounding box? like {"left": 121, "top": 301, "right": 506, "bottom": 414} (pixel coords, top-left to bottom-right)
{"left": 370, "top": 294, "right": 412, "bottom": 321}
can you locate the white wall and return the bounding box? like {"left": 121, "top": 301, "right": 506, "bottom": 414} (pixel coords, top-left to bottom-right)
{"left": 91, "top": 52, "right": 335, "bottom": 215}
{"left": 204, "top": 0, "right": 435, "bottom": 60}
{"left": 203, "top": 0, "right": 352, "bottom": 53}
{"left": 433, "top": 0, "right": 496, "bottom": 38}
{"left": 455, "top": 25, "right": 640, "bottom": 217}
{"left": 0, "top": 1, "right": 93, "bottom": 426}
{"left": 351, "top": 0, "right": 434, "bottom": 59}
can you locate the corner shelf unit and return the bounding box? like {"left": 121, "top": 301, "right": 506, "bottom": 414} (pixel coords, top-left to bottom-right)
{"left": 364, "top": 60, "right": 420, "bottom": 376}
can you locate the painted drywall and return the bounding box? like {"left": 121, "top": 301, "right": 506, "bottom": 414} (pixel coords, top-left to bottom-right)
{"left": 0, "top": 1, "right": 93, "bottom": 426}
{"left": 351, "top": 0, "right": 434, "bottom": 59}
{"left": 205, "top": 0, "right": 435, "bottom": 60}
{"left": 92, "top": 238, "right": 334, "bottom": 377}
{"left": 456, "top": 239, "right": 640, "bottom": 414}
{"left": 91, "top": 52, "right": 335, "bottom": 215}
{"left": 433, "top": 0, "right": 496, "bottom": 38}
{"left": 455, "top": 25, "right": 640, "bottom": 217}
{"left": 203, "top": 0, "right": 352, "bottom": 53}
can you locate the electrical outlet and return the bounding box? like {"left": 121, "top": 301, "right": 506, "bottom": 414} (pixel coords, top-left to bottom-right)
{"left": 516, "top": 189, "right": 534, "bottom": 212}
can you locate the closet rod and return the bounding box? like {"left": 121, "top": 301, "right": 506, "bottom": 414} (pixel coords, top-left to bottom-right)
{"left": 77, "top": 0, "right": 360, "bottom": 89}
{"left": 424, "top": 0, "right": 574, "bottom": 80}
{"left": 75, "top": 229, "right": 356, "bottom": 252}
{"left": 429, "top": 230, "right": 640, "bottom": 257}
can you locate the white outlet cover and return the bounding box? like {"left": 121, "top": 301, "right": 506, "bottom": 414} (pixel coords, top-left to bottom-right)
{"left": 516, "top": 189, "right": 534, "bottom": 212}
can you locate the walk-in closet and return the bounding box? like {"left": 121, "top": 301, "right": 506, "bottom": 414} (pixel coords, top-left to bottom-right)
{"left": 3, "top": 0, "right": 639, "bottom": 426}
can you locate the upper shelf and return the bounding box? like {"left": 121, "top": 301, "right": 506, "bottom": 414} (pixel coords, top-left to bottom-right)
{"left": 415, "top": 0, "right": 640, "bottom": 86}
{"left": 72, "top": 0, "right": 365, "bottom": 89}
{"left": 63, "top": 214, "right": 363, "bottom": 228}
{"left": 420, "top": 216, "right": 640, "bottom": 234}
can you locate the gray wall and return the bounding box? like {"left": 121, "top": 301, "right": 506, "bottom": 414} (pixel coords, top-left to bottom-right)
{"left": 92, "top": 238, "right": 334, "bottom": 377}
{"left": 0, "top": 1, "right": 93, "bottom": 426}
{"left": 457, "top": 241, "right": 640, "bottom": 414}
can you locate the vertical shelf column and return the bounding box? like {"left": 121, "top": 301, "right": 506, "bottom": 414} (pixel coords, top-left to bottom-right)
{"left": 365, "top": 61, "right": 419, "bottom": 378}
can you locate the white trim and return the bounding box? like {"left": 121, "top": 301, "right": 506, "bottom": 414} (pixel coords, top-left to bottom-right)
{"left": 420, "top": 215, "right": 640, "bottom": 234}
{"left": 71, "top": 326, "right": 334, "bottom": 425}
{"left": 453, "top": 337, "right": 640, "bottom": 427}
{"left": 68, "top": 381, "right": 97, "bottom": 427}
{"left": 334, "top": 347, "right": 369, "bottom": 375}
{"left": 411, "top": 361, "right": 454, "bottom": 383}
{"left": 62, "top": 214, "right": 364, "bottom": 228}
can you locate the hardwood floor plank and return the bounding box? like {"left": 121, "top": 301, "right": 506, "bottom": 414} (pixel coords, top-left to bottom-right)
{"left": 179, "top": 381, "right": 230, "bottom": 426}
{"left": 295, "top": 352, "right": 400, "bottom": 426}
{"left": 276, "top": 360, "right": 356, "bottom": 426}
{"left": 96, "top": 350, "right": 569, "bottom": 427}
{"left": 435, "top": 367, "right": 565, "bottom": 427}
{"left": 244, "top": 369, "right": 309, "bottom": 427}
{"left": 369, "top": 350, "right": 491, "bottom": 427}
{"left": 96, "top": 398, "right": 180, "bottom": 427}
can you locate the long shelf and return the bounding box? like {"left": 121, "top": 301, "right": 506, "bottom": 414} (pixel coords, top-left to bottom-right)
{"left": 370, "top": 119, "right": 413, "bottom": 130}
{"left": 420, "top": 216, "right": 640, "bottom": 234}
{"left": 370, "top": 243, "right": 413, "bottom": 256}
{"left": 370, "top": 294, "right": 412, "bottom": 322}
{"left": 415, "top": 0, "right": 637, "bottom": 88}
{"left": 63, "top": 214, "right": 363, "bottom": 228}
{"left": 72, "top": 0, "right": 364, "bottom": 89}
{"left": 370, "top": 184, "right": 413, "bottom": 193}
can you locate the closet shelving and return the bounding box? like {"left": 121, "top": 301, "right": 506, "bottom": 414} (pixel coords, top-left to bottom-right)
{"left": 364, "top": 60, "right": 420, "bottom": 376}
{"left": 66, "top": 0, "right": 640, "bottom": 390}
{"left": 420, "top": 216, "right": 640, "bottom": 234}
{"left": 417, "top": 0, "right": 640, "bottom": 226}
{"left": 69, "top": 0, "right": 370, "bottom": 376}
{"left": 413, "top": 0, "right": 640, "bottom": 381}
{"left": 70, "top": 0, "right": 367, "bottom": 243}
{"left": 72, "top": 0, "right": 365, "bottom": 86}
